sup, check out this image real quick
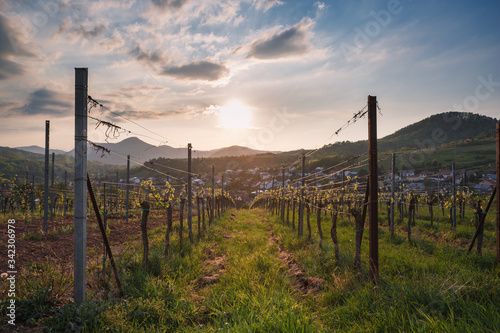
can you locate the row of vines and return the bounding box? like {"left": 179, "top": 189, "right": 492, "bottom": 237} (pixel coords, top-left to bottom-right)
{"left": 251, "top": 181, "right": 495, "bottom": 273}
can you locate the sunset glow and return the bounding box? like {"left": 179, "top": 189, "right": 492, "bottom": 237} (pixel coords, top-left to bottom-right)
{"left": 217, "top": 100, "right": 252, "bottom": 129}
{"left": 0, "top": 1, "right": 498, "bottom": 151}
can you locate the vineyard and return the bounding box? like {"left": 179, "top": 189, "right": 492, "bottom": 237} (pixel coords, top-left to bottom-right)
{"left": 0, "top": 68, "right": 499, "bottom": 332}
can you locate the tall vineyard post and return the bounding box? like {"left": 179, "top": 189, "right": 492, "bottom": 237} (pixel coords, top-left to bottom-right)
{"left": 496, "top": 122, "right": 499, "bottom": 265}
{"left": 126, "top": 154, "right": 130, "bottom": 223}
{"left": 197, "top": 194, "right": 201, "bottom": 239}
{"left": 368, "top": 95, "right": 379, "bottom": 284}
{"left": 390, "top": 153, "right": 395, "bottom": 236}
{"left": 187, "top": 143, "right": 193, "bottom": 244}
{"left": 452, "top": 161, "right": 456, "bottom": 229}
{"left": 44, "top": 120, "right": 49, "bottom": 233}
{"left": 74, "top": 67, "right": 88, "bottom": 306}
{"left": 63, "top": 170, "right": 67, "bottom": 216}
{"left": 31, "top": 174, "right": 35, "bottom": 214}
{"left": 115, "top": 172, "right": 119, "bottom": 214}
{"left": 281, "top": 167, "right": 285, "bottom": 224}
{"left": 211, "top": 165, "right": 215, "bottom": 225}
{"left": 299, "top": 154, "right": 305, "bottom": 237}
{"left": 50, "top": 152, "right": 55, "bottom": 221}
{"left": 141, "top": 200, "right": 150, "bottom": 269}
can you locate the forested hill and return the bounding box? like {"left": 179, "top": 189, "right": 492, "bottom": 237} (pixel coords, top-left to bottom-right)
{"left": 380, "top": 112, "right": 497, "bottom": 150}
{"left": 0, "top": 147, "right": 124, "bottom": 184}
{"left": 1, "top": 112, "right": 497, "bottom": 182}
{"left": 313, "top": 112, "right": 497, "bottom": 157}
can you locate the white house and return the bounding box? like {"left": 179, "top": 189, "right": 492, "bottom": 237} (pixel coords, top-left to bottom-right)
{"left": 400, "top": 170, "right": 415, "bottom": 177}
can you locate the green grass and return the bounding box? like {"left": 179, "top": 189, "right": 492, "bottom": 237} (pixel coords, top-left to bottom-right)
{"left": 2, "top": 207, "right": 499, "bottom": 332}
{"left": 96, "top": 209, "right": 322, "bottom": 332}
{"left": 265, "top": 206, "right": 500, "bottom": 332}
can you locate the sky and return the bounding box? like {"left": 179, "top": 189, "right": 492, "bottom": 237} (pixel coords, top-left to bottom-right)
{"left": 0, "top": 0, "right": 499, "bottom": 153}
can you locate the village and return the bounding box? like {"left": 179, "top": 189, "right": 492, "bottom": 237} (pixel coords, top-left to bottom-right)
{"left": 125, "top": 164, "right": 497, "bottom": 206}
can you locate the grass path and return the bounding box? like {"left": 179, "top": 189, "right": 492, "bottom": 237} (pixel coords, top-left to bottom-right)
{"left": 86, "top": 208, "right": 325, "bottom": 332}
{"left": 5, "top": 207, "right": 500, "bottom": 332}
{"left": 190, "top": 208, "right": 325, "bottom": 332}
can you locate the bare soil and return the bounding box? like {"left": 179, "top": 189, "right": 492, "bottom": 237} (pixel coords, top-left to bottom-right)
{"left": 268, "top": 230, "right": 325, "bottom": 295}
{"left": 0, "top": 212, "right": 172, "bottom": 273}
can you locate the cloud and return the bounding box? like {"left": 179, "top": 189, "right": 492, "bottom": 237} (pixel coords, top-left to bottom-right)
{"left": 89, "top": 0, "right": 135, "bottom": 13}
{"left": 247, "top": 20, "right": 312, "bottom": 59}
{"left": 0, "top": 14, "right": 17, "bottom": 56}
{"left": 253, "top": 0, "right": 284, "bottom": 12}
{"left": 150, "top": 0, "right": 190, "bottom": 11}
{"left": 129, "top": 44, "right": 167, "bottom": 66}
{"left": 144, "top": 0, "right": 242, "bottom": 27}
{"left": 0, "top": 0, "right": 9, "bottom": 11}
{"left": 94, "top": 29, "right": 125, "bottom": 53}
{"left": 54, "top": 17, "right": 107, "bottom": 40}
{"left": 106, "top": 84, "right": 168, "bottom": 99}
{"left": 162, "top": 60, "right": 229, "bottom": 81}
{"left": 0, "top": 58, "right": 24, "bottom": 79}
{"left": 103, "top": 110, "right": 169, "bottom": 121}
{"left": 315, "top": 1, "right": 326, "bottom": 11}
{"left": 100, "top": 106, "right": 210, "bottom": 121}
{"left": 0, "top": 13, "right": 34, "bottom": 79}
{"left": 0, "top": 99, "right": 22, "bottom": 117}
{"left": 15, "top": 88, "right": 72, "bottom": 116}
{"left": 200, "top": 2, "right": 242, "bottom": 26}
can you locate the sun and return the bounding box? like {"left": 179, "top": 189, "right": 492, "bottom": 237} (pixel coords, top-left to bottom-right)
{"left": 217, "top": 100, "right": 252, "bottom": 129}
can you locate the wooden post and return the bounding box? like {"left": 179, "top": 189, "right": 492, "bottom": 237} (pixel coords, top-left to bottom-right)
{"left": 187, "top": 143, "right": 193, "bottom": 243}
{"left": 281, "top": 167, "right": 285, "bottom": 224}
{"left": 197, "top": 195, "right": 201, "bottom": 239}
{"left": 462, "top": 170, "right": 467, "bottom": 220}
{"left": 44, "top": 120, "right": 49, "bottom": 233}
{"left": 221, "top": 175, "right": 224, "bottom": 213}
{"left": 179, "top": 197, "right": 185, "bottom": 251}
{"left": 299, "top": 154, "right": 305, "bottom": 237}
{"left": 391, "top": 153, "right": 395, "bottom": 236}
{"left": 165, "top": 202, "right": 173, "bottom": 256}
{"left": 140, "top": 201, "right": 150, "bottom": 269}
{"left": 115, "top": 172, "right": 119, "bottom": 214}
{"left": 496, "top": 122, "right": 500, "bottom": 264}
{"left": 368, "top": 95, "right": 379, "bottom": 284}
{"left": 316, "top": 201, "right": 323, "bottom": 249}
{"left": 63, "top": 170, "right": 67, "bottom": 216}
{"left": 74, "top": 67, "right": 88, "bottom": 306}
{"left": 468, "top": 187, "right": 496, "bottom": 253}
{"left": 31, "top": 175, "right": 35, "bottom": 214}
{"left": 126, "top": 155, "right": 130, "bottom": 224}
{"left": 341, "top": 171, "right": 345, "bottom": 213}
{"left": 103, "top": 183, "right": 106, "bottom": 218}
{"left": 452, "top": 161, "right": 456, "bottom": 229}
{"left": 87, "top": 174, "right": 123, "bottom": 296}
{"left": 202, "top": 196, "right": 206, "bottom": 230}
{"left": 50, "top": 152, "right": 55, "bottom": 220}
{"left": 211, "top": 165, "right": 215, "bottom": 225}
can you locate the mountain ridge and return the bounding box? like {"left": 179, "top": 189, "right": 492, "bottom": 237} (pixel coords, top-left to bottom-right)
{"left": 15, "top": 138, "right": 275, "bottom": 165}
{"left": 11, "top": 111, "right": 499, "bottom": 167}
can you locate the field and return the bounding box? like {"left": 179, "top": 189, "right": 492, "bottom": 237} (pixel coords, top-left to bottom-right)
{"left": 1, "top": 203, "right": 499, "bottom": 332}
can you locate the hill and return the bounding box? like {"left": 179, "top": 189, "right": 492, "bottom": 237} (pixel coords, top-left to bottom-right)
{"left": 0, "top": 146, "right": 125, "bottom": 184}
{"left": 3, "top": 111, "right": 497, "bottom": 184}
{"left": 15, "top": 145, "right": 70, "bottom": 156}
{"left": 313, "top": 111, "right": 497, "bottom": 157}
{"left": 379, "top": 112, "right": 496, "bottom": 151}
{"left": 15, "top": 138, "right": 275, "bottom": 165}
{"left": 83, "top": 139, "right": 276, "bottom": 165}
{"left": 206, "top": 145, "right": 271, "bottom": 158}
